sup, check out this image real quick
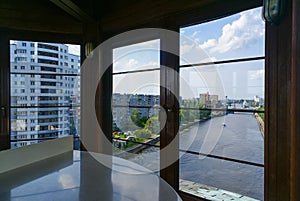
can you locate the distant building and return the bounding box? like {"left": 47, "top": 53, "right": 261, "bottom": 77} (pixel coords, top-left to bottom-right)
{"left": 254, "top": 95, "right": 264, "bottom": 107}
{"left": 199, "top": 92, "right": 219, "bottom": 108}
{"left": 112, "top": 93, "right": 160, "bottom": 131}
{"left": 243, "top": 100, "right": 249, "bottom": 108}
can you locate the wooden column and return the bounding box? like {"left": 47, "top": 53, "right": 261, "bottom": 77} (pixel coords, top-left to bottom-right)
{"left": 80, "top": 23, "right": 112, "bottom": 154}
{"left": 290, "top": 0, "right": 300, "bottom": 200}
{"left": 0, "top": 31, "right": 10, "bottom": 150}
{"left": 265, "top": 0, "right": 300, "bottom": 200}
{"left": 160, "top": 28, "right": 180, "bottom": 191}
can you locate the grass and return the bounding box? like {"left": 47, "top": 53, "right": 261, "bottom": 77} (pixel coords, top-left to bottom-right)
{"left": 258, "top": 107, "right": 265, "bottom": 121}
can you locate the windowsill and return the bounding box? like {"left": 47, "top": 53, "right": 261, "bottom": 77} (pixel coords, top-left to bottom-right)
{"left": 179, "top": 179, "right": 259, "bottom": 201}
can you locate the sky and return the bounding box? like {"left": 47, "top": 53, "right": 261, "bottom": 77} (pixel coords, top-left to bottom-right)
{"left": 66, "top": 44, "right": 80, "bottom": 55}
{"left": 70, "top": 7, "right": 265, "bottom": 100}
{"left": 112, "top": 7, "right": 265, "bottom": 100}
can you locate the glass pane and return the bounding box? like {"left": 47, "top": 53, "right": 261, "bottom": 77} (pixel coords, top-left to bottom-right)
{"left": 112, "top": 40, "right": 160, "bottom": 173}
{"left": 179, "top": 7, "right": 265, "bottom": 201}
{"left": 180, "top": 7, "right": 265, "bottom": 65}
{"left": 10, "top": 41, "right": 80, "bottom": 149}
{"left": 10, "top": 74, "right": 80, "bottom": 107}
{"left": 113, "top": 39, "right": 160, "bottom": 73}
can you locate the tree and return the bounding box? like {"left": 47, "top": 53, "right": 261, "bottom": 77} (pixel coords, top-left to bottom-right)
{"left": 131, "top": 108, "right": 149, "bottom": 128}
{"left": 144, "top": 116, "right": 160, "bottom": 134}
{"left": 134, "top": 129, "right": 152, "bottom": 139}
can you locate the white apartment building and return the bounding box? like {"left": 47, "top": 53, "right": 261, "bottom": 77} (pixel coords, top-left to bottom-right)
{"left": 10, "top": 41, "right": 80, "bottom": 148}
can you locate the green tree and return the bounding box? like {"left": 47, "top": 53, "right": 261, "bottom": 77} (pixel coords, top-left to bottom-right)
{"left": 131, "top": 108, "right": 149, "bottom": 128}
{"left": 144, "top": 116, "right": 160, "bottom": 134}
{"left": 199, "top": 104, "right": 211, "bottom": 119}
{"left": 134, "top": 129, "right": 152, "bottom": 139}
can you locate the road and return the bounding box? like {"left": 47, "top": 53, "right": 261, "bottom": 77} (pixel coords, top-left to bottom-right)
{"left": 128, "top": 113, "right": 264, "bottom": 200}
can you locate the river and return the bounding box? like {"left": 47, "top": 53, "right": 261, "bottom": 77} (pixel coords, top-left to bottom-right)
{"left": 127, "top": 113, "right": 264, "bottom": 200}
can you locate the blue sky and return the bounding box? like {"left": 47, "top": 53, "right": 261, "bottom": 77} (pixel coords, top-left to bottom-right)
{"left": 108, "top": 7, "right": 265, "bottom": 100}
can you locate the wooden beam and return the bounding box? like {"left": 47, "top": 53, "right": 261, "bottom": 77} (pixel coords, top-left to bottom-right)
{"left": 50, "top": 0, "right": 94, "bottom": 22}
{"left": 101, "top": 0, "right": 262, "bottom": 33}
{"left": 0, "top": 0, "right": 83, "bottom": 34}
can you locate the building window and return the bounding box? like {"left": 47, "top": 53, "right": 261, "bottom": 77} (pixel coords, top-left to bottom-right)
{"left": 30, "top": 51, "right": 34, "bottom": 55}
{"left": 30, "top": 43, "right": 34, "bottom": 47}
{"left": 31, "top": 66, "right": 35, "bottom": 70}
{"left": 21, "top": 66, "right": 25, "bottom": 70}
{"left": 30, "top": 81, "right": 35, "bottom": 85}
{"left": 22, "top": 42, "right": 26, "bottom": 47}
{"left": 30, "top": 89, "right": 35, "bottom": 93}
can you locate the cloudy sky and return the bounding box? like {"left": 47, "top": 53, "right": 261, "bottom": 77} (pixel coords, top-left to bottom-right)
{"left": 112, "top": 7, "right": 265, "bottom": 100}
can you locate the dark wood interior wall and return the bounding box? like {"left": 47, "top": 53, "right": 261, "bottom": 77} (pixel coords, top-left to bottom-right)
{"left": 0, "top": 33, "right": 10, "bottom": 150}
{"left": 101, "top": 0, "right": 262, "bottom": 34}
{"left": 265, "top": 0, "right": 300, "bottom": 200}
{"left": 291, "top": 0, "right": 300, "bottom": 200}
{"left": 0, "top": 0, "right": 83, "bottom": 34}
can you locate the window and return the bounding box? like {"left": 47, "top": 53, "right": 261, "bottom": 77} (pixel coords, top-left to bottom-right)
{"left": 10, "top": 40, "right": 81, "bottom": 150}
{"left": 22, "top": 42, "right": 26, "bottom": 47}
{"left": 30, "top": 43, "right": 34, "bottom": 47}
{"left": 30, "top": 51, "right": 34, "bottom": 55}
{"left": 112, "top": 39, "right": 161, "bottom": 172}
{"left": 20, "top": 66, "right": 25, "bottom": 70}
{"left": 178, "top": 7, "right": 264, "bottom": 200}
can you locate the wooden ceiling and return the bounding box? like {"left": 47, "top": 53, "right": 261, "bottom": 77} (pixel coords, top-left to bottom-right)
{"left": 0, "top": 0, "right": 262, "bottom": 35}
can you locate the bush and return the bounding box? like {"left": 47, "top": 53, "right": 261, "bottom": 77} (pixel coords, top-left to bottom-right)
{"left": 134, "top": 129, "right": 152, "bottom": 139}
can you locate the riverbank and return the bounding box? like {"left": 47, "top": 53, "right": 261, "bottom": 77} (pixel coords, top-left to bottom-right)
{"left": 254, "top": 113, "right": 264, "bottom": 137}
{"left": 114, "top": 135, "right": 160, "bottom": 158}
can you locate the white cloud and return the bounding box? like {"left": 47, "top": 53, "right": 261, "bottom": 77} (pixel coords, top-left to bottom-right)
{"left": 249, "top": 69, "right": 264, "bottom": 80}
{"left": 180, "top": 43, "right": 195, "bottom": 55}
{"left": 199, "top": 39, "right": 217, "bottom": 50}
{"left": 192, "top": 31, "right": 200, "bottom": 38}
{"left": 200, "top": 8, "right": 264, "bottom": 54}
{"left": 126, "top": 59, "right": 138, "bottom": 67}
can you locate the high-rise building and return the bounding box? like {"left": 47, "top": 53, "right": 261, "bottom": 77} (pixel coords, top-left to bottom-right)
{"left": 112, "top": 93, "right": 160, "bottom": 131}
{"left": 10, "top": 41, "right": 80, "bottom": 148}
